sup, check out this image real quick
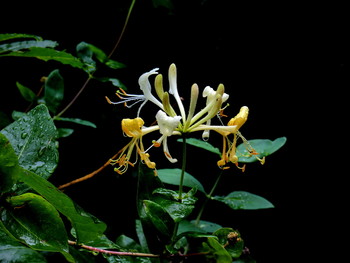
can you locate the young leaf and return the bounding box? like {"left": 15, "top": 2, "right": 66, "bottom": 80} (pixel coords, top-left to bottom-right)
{"left": 213, "top": 191, "right": 274, "bottom": 210}
{"left": 177, "top": 138, "right": 221, "bottom": 156}
{"left": 237, "top": 137, "right": 287, "bottom": 163}
{"left": 0, "top": 133, "right": 20, "bottom": 193}
{"left": 2, "top": 193, "right": 73, "bottom": 262}
{"left": 44, "top": 69, "right": 64, "bottom": 114}
{"left": 0, "top": 47, "right": 85, "bottom": 69}
{"left": 0, "top": 227, "right": 47, "bottom": 263}
{"left": 157, "top": 168, "right": 206, "bottom": 194}
{"left": 16, "top": 82, "right": 37, "bottom": 103}
{"left": 1, "top": 104, "right": 58, "bottom": 180}
{"left": 54, "top": 117, "right": 97, "bottom": 128}
{"left": 17, "top": 168, "right": 107, "bottom": 244}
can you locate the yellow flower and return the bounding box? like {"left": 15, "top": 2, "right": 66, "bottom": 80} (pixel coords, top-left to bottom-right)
{"left": 110, "top": 117, "right": 159, "bottom": 174}
{"left": 216, "top": 106, "right": 264, "bottom": 170}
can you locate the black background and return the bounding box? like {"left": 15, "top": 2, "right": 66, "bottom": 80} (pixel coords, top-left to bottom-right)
{"left": 1, "top": 0, "right": 348, "bottom": 262}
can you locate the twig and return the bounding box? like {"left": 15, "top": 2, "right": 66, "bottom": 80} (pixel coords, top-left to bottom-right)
{"left": 57, "top": 152, "right": 118, "bottom": 190}
{"left": 68, "top": 240, "right": 210, "bottom": 259}
{"left": 68, "top": 240, "right": 160, "bottom": 258}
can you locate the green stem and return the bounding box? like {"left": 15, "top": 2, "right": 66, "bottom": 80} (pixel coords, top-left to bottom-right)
{"left": 178, "top": 135, "right": 187, "bottom": 201}
{"left": 172, "top": 135, "right": 187, "bottom": 243}
{"left": 195, "top": 170, "right": 223, "bottom": 225}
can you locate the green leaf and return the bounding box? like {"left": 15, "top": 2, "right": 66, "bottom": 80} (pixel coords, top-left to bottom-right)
{"left": 190, "top": 220, "right": 222, "bottom": 233}
{"left": 56, "top": 128, "right": 74, "bottom": 138}
{"left": 0, "top": 226, "right": 47, "bottom": 263}
{"left": 76, "top": 42, "right": 126, "bottom": 72}
{"left": 17, "top": 168, "right": 107, "bottom": 244}
{"left": 1, "top": 104, "right": 58, "bottom": 180}
{"left": 157, "top": 168, "right": 206, "bottom": 194}
{"left": 177, "top": 138, "right": 221, "bottom": 156}
{"left": 2, "top": 193, "right": 73, "bottom": 262}
{"left": 135, "top": 220, "right": 149, "bottom": 253}
{"left": 0, "top": 40, "right": 58, "bottom": 54}
{"left": 142, "top": 200, "right": 174, "bottom": 240}
{"left": 0, "top": 33, "right": 42, "bottom": 42}
{"left": 152, "top": 188, "right": 197, "bottom": 222}
{"left": 44, "top": 69, "right": 64, "bottom": 114}
{"left": 206, "top": 237, "right": 232, "bottom": 263}
{"left": 0, "top": 133, "right": 20, "bottom": 193}
{"left": 213, "top": 191, "right": 274, "bottom": 210}
{"left": 213, "top": 228, "right": 244, "bottom": 258}
{"left": 237, "top": 137, "right": 287, "bottom": 163}
{"left": 96, "top": 77, "right": 127, "bottom": 89}
{"left": 54, "top": 117, "right": 97, "bottom": 128}
{"left": 0, "top": 47, "right": 85, "bottom": 69}
{"left": 16, "top": 82, "right": 37, "bottom": 103}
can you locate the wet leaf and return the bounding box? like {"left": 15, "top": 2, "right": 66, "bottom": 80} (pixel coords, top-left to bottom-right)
{"left": 0, "top": 47, "right": 85, "bottom": 69}
{"left": 2, "top": 193, "right": 73, "bottom": 262}
{"left": 1, "top": 104, "right": 58, "bottom": 180}
{"left": 213, "top": 228, "right": 244, "bottom": 258}
{"left": 0, "top": 133, "right": 20, "bottom": 193}
{"left": 17, "top": 168, "right": 107, "bottom": 244}
{"left": 0, "top": 227, "right": 47, "bottom": 263}
{"left": 0, "top": 40, "right": 58, "bottom": 53}
{"left": 142, "top": 200, "right": 174, "bottom": 239}
{"left": 213, "top": 191, "right": 274, "bottom": 210}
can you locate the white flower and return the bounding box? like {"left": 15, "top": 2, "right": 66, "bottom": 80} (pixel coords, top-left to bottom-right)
{"left": 106, "top": 68, "right": 164, "bottom": 116}
{"left": 154, "top": 110, "right": 182, "bottom": 163}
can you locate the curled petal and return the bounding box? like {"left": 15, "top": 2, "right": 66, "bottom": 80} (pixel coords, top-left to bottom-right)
{"left": 156, "top": 110, "right": 181, "bottom": 136}
{"left": 122, "top": 118, "right": 144, "bottom": 137}
{"left": 228, "top": 106, "right": 249, "bottom": 130}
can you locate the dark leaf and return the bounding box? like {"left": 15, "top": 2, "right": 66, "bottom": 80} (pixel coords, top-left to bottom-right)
{"left": 17, "top": 169, "right": 107, "bottom": 244}
{"left": 0, "top": 133, "right": 20, "bottom": 193}
{"left": 0, "top": 227, "right": 47, "bottom": 263}
{"left": 0, "top": 47, "right": 85, "bottom": 69}
{"left": 2, "top": 193, "right": 73, "bottom": 262}
{"left": 44, "top": 69, "right": 64, "bottom": 114}
{"left": 16, "top": 82, "right": 37, "bottom": 103}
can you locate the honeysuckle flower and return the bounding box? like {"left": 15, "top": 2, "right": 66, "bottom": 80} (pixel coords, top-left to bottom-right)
{"left": 154, "top": 110, "right": 182, "bottom": 163}
{"left": 110, "top": 117, "right": 159, "bottom": 174}
{"left": 106, "top": 68, "right": 164, "bottom": 116}
{"left": 108, "top": 63, "right": 261, "bottom": 174}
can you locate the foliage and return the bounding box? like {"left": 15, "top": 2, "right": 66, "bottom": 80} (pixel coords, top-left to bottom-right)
{"left": 0, "top": 30, "right": 285, "bottom": 263}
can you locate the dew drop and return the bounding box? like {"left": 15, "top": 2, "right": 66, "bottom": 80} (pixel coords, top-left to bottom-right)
{"left": 21, "top": 132, "right": 28, "bottom": 139}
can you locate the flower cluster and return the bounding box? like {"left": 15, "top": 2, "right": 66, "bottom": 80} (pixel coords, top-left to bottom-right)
{"left": 107, "top": 63, "right": 262, "bottom": 174}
